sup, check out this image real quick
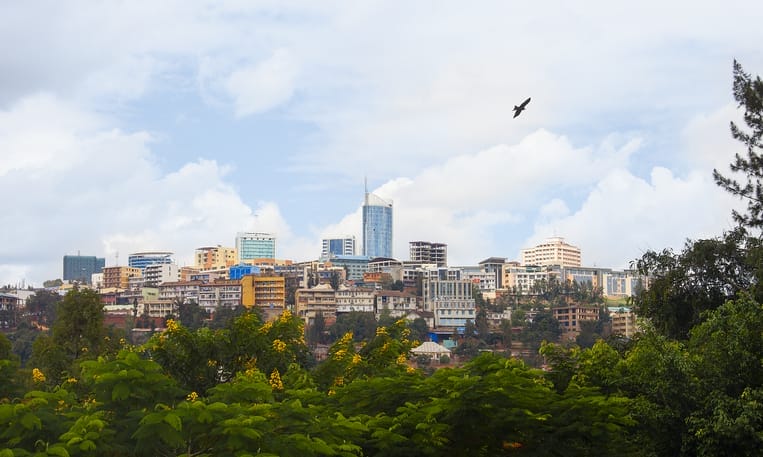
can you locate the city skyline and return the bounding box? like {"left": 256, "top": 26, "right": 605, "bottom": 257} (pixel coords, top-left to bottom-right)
{"left": 1, "top": 2, "right": 761, "bottom": 286}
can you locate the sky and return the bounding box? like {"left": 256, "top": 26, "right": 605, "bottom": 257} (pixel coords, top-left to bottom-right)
{"left": 1, "top": 1, "right": 762, "bottom": 287}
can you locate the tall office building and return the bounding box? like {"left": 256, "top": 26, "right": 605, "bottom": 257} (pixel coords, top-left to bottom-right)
{"left": 409, "top": 241, "right": 447, "bottom": 266}
{"left": 362, "top": 190, "right": 393, "bottom": 259}
{"left": 128, "top": 251, "right": 174, "bottom": 270}
{"left": 236, "top": 232, "right": 276, "bottom": 261}
{"left": 63, "top": 255, "right": 105, "bottom": 283}
{"left": 321, "top": 236, "right": 356, "bottom": 259}
{"left": 521, "top": 237, "right": 581, "bottom": 267}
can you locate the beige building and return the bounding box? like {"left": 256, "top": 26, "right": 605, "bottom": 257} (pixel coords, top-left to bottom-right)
{"left": 102, "top": 266, "right": 142, "bottom": 290}
{"left": 609, "top": 307, "right": 640, "bottom": 338}
{"left": 295, "top": 284, "right": 337, "bottom": 325}
{"left": 521, "top": 237, "right": 581, "bottom": 267}
{"left": 375, "top": 290, "right": 418, "bottom": 319}
{"left": 552, "top": 304, "right": 599, "bottom": 339}
{"left": 335, "top": 287, "right": 375, "bottom": 313}
{"left": 195, "top": 245, "right": 237, "bottom": 270}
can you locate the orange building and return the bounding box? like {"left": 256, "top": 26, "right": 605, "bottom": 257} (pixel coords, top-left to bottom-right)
{"left": 241, "top": 274, "right": 286, "bottom": 320}
{"left": 102, "top": 266, "right": 142, "bottom": 290}
{"left": 194, "top": 245, "right": 237, "bottom": 270}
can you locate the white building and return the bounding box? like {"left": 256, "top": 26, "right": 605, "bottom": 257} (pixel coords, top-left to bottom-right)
{"left": 321, "top": 236, "right": 356, "bottom": 260}
{"left": 198, "top": 280, "right": 242, "bottom": 313}
{"left": 144, "top": 263, "right": 179, "bottom": 288}
{"left": 375, "top": 290, "right": 419, "bottom": 319}
{"left": 422, "top": 278, "right": 476, "bottom": 328}
{"left": 335, "top": 287, "right": 375, "bottom": 313}
{"left": 158, "top": 281, "right": 202, "bottom": 304}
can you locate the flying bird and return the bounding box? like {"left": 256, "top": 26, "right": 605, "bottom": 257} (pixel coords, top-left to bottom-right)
{"left": 513, "top": 97, "right": 531, "bottom": 118}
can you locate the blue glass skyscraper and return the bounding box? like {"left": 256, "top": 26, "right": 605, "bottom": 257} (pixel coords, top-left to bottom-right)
{"left": 362, "top": 191, "right": 393, "bottom": 259}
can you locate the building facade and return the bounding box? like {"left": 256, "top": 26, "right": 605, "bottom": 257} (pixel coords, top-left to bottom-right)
{"left": 143, "top": 263, "right": 179, "bottom": 288}
{"left": 158, "top": 281, "right": 203, "bottom": 305}
{"left": 195, "top": 245, "right": 237, "bottom": 270}
{"left": 63, "top": 255, "right": 105, "bottom": 283}
{"left": 409, "top": 241, "right": 448, "bottom": 266}
{"left": 241, "top": 275, "right": 286, "bottom": 310}
{"left": 236, "top": 232, "right": 276, "bottom": 261}
{"left": 128, "top": 251, "right": 174, "bottom": 270}
{"left": 552, "top": 304, "right": 600, "bottom": 339}
{"left": 375, "top": 290, "right": 418, "bottom": 319}
{"left": 362, "top": 191, "right": 393, "bottom": 259}
{"left": 198, "top": 280, "right": 242, "bottom": 313}
{"left": 521, "top": 237, "right": 581, "bottom": 267}
{"left": 321, "top": 236, "right": 356, "bottom": 260}
{"left": 609, "top": 306, "right": 640, "bottom": 338}
{"left": 325, "top": 255, "right": 370, "bottom": 281}
{"left": 102, "top": 266, "right": 142, "bottom": 289}
{"left": 335, "top": 287, "right": 375, "bottom": 313}
{"left": 295, "top": 284, "right": 337, "bottom": 325}
{"left": 422, "top": 278, "right": 476, "bottom": 329}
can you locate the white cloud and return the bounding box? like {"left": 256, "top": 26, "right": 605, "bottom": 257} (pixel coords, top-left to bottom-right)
{"left": 0, "top": 95, "right": 289, "bottom": 285}
{"left": 226, "top": 49, "right": 300, "bottom": 117}
{"left": 525, "top": 167, "right": 741, "bottom": 269}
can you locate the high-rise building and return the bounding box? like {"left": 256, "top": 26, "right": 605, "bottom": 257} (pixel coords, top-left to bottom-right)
{"left": 236, "top": 232, "right": 276, "bottom": 261}
{"left": 195, "top": 245, "right": 237, "bottom": 270}
{"left": 409, "top": 241, "right": 448, "bottom": 266}
{"left": 321, "top": 236, "right": 356, "bottom": 259}
{"left": 128, "top": 251, "right": 174, "bottom": 270}
{"left": 520, "top": 237, "right": 581, "bottom": 267}
{"left": 63, "top": 255, "right": 105, "bottom": 283}
{"left": 362, "top": 191, "right": 393, "bottom": 259}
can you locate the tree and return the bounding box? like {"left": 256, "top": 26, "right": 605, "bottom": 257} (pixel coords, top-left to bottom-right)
{"left": 42, "top": 279, "right": 63, "bottom": 288}
{"left": 408, "top": 317, "right": 429, "bottom": 343}
{"left": 329, "top": 271, "right": 341, "bottom": 291}
{"left": 329, "top": 311, "right": 377, "bottom": 342}
{"left": 177, "top": 299, "right": 209, "bottom": 330}
{"left": 520, "top": 310, "right": 562, "bottom": 351}
{"left": 0, "top": 333, "right": 20, "bottom": 398}
{"left": 306, "top": 312, "right": 327, "bottom": 346}
{"left": 713, "top": 60, "right": 763, "bottom": 229}
{"left": 25, "top": 289, "right": 61, "bottom": 327}
{"left": 632, "top": 227, "right": 760, "bottom": 339}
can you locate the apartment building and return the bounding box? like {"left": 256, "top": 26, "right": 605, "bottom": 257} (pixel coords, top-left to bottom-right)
{"left": 158, "top": 281, "right": 203, "bottom": 304}
{"left": 143, "top": 263, "right": 179, "bottom": 287}
{"left": 241, "top": 275, "right": 285, "bottom": 309}
{"left": 195, "top": 245, "right": 237, "bottom": 270}
{"left": 198, "top": 280, "right": 242, "bottom": 313}
{"left": 552, "top": 304, "right": 600, "bottom": 339}
{"left": 335, "top": 287, "right": 375, "bottom": 313}
{"left": 295, "top": 284, "right": 337, "bottom": 325}
{"left": 102, "top": 266, "right": 142, "bottom": 290}
{"left": 609, "top": 307, "right": 640, "bottom": 338}
{"left": 375, "top": 290, "right": 418, "bottom": 319}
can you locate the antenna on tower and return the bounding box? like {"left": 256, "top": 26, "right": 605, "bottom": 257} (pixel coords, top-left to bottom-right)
{"left": 115, "top": 251, "right": 119, "bottom": 267}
